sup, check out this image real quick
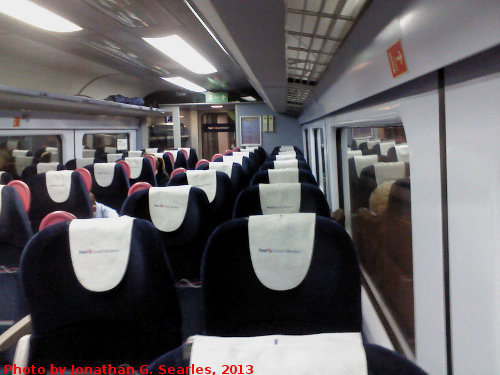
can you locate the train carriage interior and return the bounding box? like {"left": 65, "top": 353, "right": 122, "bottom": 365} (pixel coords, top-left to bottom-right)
{"left": 0, "top": 0, "right": 498, "bottom": 374}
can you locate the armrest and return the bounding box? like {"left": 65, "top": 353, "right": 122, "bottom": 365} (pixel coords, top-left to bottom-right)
{"left": 0, "top": 315, "right": 31, "bottom": 352}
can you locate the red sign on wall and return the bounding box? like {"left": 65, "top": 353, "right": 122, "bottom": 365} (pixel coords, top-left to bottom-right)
{"left": 13, "top": 118, "right": 21, "bottom": 128}
{"left": 387, "top": 40, "right": 408, "bottom": 78}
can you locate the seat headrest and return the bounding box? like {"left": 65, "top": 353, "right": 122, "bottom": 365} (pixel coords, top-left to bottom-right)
{"left": 104, "top": 146, "right": 117, "bottom": 154}
{"left": 186, "top": 170, "right": 217, "bottom": 203}
{"left": 149, "top": 186, "right": 191, "bottom": 232}
{"left": 353, "top": 155, "right": 378, "bottom": 178}
{"left": 395, "top": 144, "right": 409, "bottom": 162}
{"left": 94, "top": 163, "right": 116, "bottom": 187}
{"left": 82, "top": 149, "right": 96, "bottom": 158}
{"left": 76, "top": 158, "right": 94, "bottom": 169}
{"left": 166, "top": 150, "right": 178, "bottom": 162}
{"left": 128, "top": 150, "right": 143, "bottom": 158}
{"left": 180, "top": 147, "right": 191, "bottom": 158}
{"left": 280, "top": 146, "right": 295, "bottom": 152}
{"left": 145, "top": 148, "right": 158, "bottom": 154}
{"left": 12, "top": 150, "right": 29, "bottom": 157}
{"left": 248, "top": 213, "right": 316, "bottom": 291}
{"left": 45, "top": 170, "right": 73, "bottom": 203}
{"left": 366, "top": 140, "right": 380, "bottom": 148}
{"left": 274, "top": 159, "right": 298, "bottom": 169}
{"left": 223, "top": 154, "right": 246, "bottom": 165}
{"left": 347, "top": 150, "right": 362, "bottom": 157}
{"left": 259, "top": 183, "right": 301, "bottom": 214}
{"left": 373, "top": 162, "right": 406, "bottom": 186}
{"left": 268, "top": 168, "right": 299, "bottom": 183}
{"left": 208, "top": 162, "right": 233, "bottom": 178}
{"left": 275, "top": 153, "right": 296, "bottom": 160}
{"left": 37, "top": 162, "right": 59, "bottom": 174}
{"left": 69, "top": 216, "right": 134, "bottom": 292}
{"left": 15, "top": 156, "right": 34, "bottom": 175}
{"left": 125, "top": 157, "right": 144, "bottom": 179}
{"left": 106, "top": 153, "right": 123, "bottom": 163}
{"left": 379, "top": 141, "right": 396, "bottom": 156}
{"left": 189, "top": 333, "right": 367, "bottom": 375}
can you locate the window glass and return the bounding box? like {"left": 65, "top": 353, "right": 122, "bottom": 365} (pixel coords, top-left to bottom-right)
{"left": 0, "top": 135, "right": 62, "bottom": 178}
{"left": 347, "top": 125, "right": 413, "bottom": 353}
{"left": 303, "top": 128, "right": 309, "bottom": 162}
{"left": 149, "top": 120, "right": 174, "bottom": 151}
{"left": 201, "top": 112, "right": 236, "bottom": 160}
{"left": 82, "top": 133, "right": 129, "bottom": 157}
{"left": 180, "top": 109, "right": 191, "bottom": 148}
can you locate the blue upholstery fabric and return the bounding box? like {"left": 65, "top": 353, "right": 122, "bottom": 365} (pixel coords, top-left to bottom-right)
{"left": 348, "top": 157, "right": 377, "bottom": 211}
{"left": 260, "top": 160, "right": 311, "bottom": 172}
{"left": 0, "top": 186, "right": 33, "bottom": 267}
{"left": 185, "top": 149, "right": 199, "bottom": 169}
{"left": 27, "top": 172, "right": 92, "bottom": 232}
{"left": 270, "top": 146, "right": 304, "bottom": 156}
{"left": 196, "top": 163, "right": 248, "bottom": 194}
{"left": 86, "top": 164, "right": 130, "bottom": 212}
{"left": 233, "top": 183, "right": 330, "bottom": 218}
{"left": 20, "top": 219, "right": 182, "bottom": 367}
{"left": 121, "top": 187, "right": 212, "bottom": 281}
{"left": 64, "top": 158, "right": 96, "bottom": 170}
{"left": 211, "top": 156, "right": 254, "bottom": 179}
{"left": 0, "top": 172, "right": 13, "bottom": 184}
{"left": 174, "top": 152, "right": 188, "bottom": 170}
{"left": 251, "top": 168, "right": 317, "bottom": 186}
{"left": 168, "top": 171, "right": 234, "bottom": 226}
{"left": 20, "top": 163, "right": 65, "bottom": 182}
{"left": 147, "top": 343, "right": 427, "bottom": 375}
{"left": 129, "top": 158, "right": 157, "bottom": 187}
{"left": 202, "top": 216, "right": 361, "bottom": 336}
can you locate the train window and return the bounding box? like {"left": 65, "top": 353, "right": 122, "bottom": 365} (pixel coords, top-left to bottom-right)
{"left": 303, "top": 128, "right": 309, "bottom": 161}
{"left": 82, "top": 133, "right": 130, "bottom": 155}
{"left": 180, "top": 109, "right": 191, "bottom": 148}
{"left": 149, "top": 122, "right": 174, "bottom": 150}
{"left": 0, "top": 135, "right": 62, "bottom": 178}
{"left": 346, "top": 125, "right": 413, "bottom": 353}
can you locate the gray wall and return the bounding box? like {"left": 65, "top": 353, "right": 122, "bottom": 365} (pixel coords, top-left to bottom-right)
{"left": 235, "top": 103, "right": 302, "bottom": 154}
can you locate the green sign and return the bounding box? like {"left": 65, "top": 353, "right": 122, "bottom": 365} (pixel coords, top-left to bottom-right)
{"left": 205, "top": 92, "right": 228, "bottom": 103}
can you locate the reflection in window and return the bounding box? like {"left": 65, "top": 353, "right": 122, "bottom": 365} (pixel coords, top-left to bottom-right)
{"left": 347, "top": 125, "right": 414, "bottom": 354}
{"left": 82, "top": 133, "right": 129, "bottom": 158}
{"left": 0, "top": 135, "right": 62, "bottom": 178}
{"left": 201, "top": 112, "right": 236, "bottom": 160}
{"left": 304, "top": 128, "right": 309, "bottom": 162}
{"left": 149, "top": 122, "right": 174, "bottom": 151}
{"left": 180, "top": 109, "right": 191, "bottom": 148}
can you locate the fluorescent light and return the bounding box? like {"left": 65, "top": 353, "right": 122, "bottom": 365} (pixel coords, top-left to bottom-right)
{"left": 144, "top": 35, "right": 217, "bottom": 74}
{"left": 0, "top": 0, "right": 82, "bottom": 32}
{"left": 241, "top": 96, "right": 256, "bottom": 102}
{"left": 211, "top": 105, "right": 223, "bottom": 109}
{"left": 162, "top": 77, "right": 206, "bottom": 93}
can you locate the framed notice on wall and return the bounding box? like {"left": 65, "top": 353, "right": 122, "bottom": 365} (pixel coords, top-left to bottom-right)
{"left": 240, "top": 116, "right": 262, "bottom": 145}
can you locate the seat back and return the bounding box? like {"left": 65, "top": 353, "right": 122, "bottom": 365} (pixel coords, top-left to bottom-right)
{"left": 122, "top": 186, "right": 212, "bottom": 280}
{"left": 251, "top": 168, "right": 317, "bottom": 185}
{"left": 270, "top": 145, "right": 304, "bottom": 156}
{"left": 0, "top": 171, "right": 13, "bottom": 184}
{"left": 125, "top": 157, "right": 157, "bottom": 186}
{"left": 202, "top": 214, "right": 361, "bottom": 336}
{"left": 21, "top": 217, "right": 181, "bottom": 366}
{"left": 348, "top": 155, "right": 379, "bottom": 211}
{"left": 197, "top": 162, "right": 248, "bottom": 194}
{"left": 21, "top": 162, "right": 65, "bottom": 182}
{"left": 64, "top": 158, "right": 96, "bottom": 170}
{"left": 387, "top": 144, "right": 409, "bottom": 162}
{"left": 168, "top": 170, "right": 233, "bottom": 226}
{"left": 27, "top": 171, "right": 93, "bottom": 232}
{"left": 86, "top": 163, "right": 130, "bottom": 212}
{"left": 180, "top": 148, "right": 199, "bottom": 169}
{"left": 260, "top": 159, "right": 310, "bottom": 171}
{"left": 234, "top": 183, "right": 330, "bottom": 218}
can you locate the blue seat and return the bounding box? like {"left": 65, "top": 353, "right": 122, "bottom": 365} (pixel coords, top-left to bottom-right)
{"left": 212, "top": 155, "right": 254, "bottom": 180}
{"left": 234, "top": 183, "right": 330, "bottom": 218}
{"left": 387, "top": 144, "right": 410, "bottom": 163}
{"left": 348, "top": 155, "right": 379, "bottom": 211}
{"left": 270, "top": 145, "right": 304, "bottom": 156}
{"left": 20, "top": 163, "right": 65, "bottom": 182}
{"left": 125, "top": 157, "right": 157, "bottom": 186}
{"left": 19, "top": 217, "right": 182, "bottom": 367}
{"left": 121, "top": 186, "right": 212, "bottom": 281}
{"left": 241, "top": 146, "right": 267, "bottom": 166}
{"left": 27, "top": 171, "right": 92, "bottom": 232}
{"left": 0, "top": 172, "right": 13, "bottom": 185}
{"left": 85, "top": 163, "right": 130, "bottom": 212}
{"left": 180, "top": 148, "right": 199, "bottom": 169}
{"left": 251, "top": 168, "right": 317, "bottom": 186}
{"left": 148, "top": 343, "right": 427, "bottom": 375}
{"left": 202, "top": 214, "right": 361, "bottom": 336}
{"left": 64, "top": 158, "right": 96, "bottom": 170}
{"left": 196, "top": 162, "right": 248, "bottom": 194}
{"left": 168, "top": 170, "right": 233, "bottom": 226}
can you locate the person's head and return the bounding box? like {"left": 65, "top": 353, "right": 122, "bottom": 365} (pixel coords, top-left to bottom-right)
{"left": 369, "top": 181, "right": 394, "bottom": 216}
{"left": 89, "top": 192, "right": 97, "bottom": 216}
{"left": 40, "top": 151, "right": 51, "bottom": 163}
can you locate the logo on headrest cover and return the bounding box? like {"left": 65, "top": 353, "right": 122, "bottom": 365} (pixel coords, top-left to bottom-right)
{"left": 258, "top": 248, "right": 301, "bottom": 254}
{"left": 79, "top": 249, "right": 119, "bottom": 255}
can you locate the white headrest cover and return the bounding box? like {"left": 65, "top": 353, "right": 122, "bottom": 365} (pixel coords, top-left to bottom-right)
{"left": 280, "top": 145, "right": 294, "bottom": 152}
{"left": 379, "top": 141, "right": 396, "bottom": 156}
{"left": 37, "top": 162, "right": 59, "bottom": 174}
{"left": 243, "top": 146, "right": 258, "bottom": 151}
{"left": 76, "top": 158, "right": 94, "bottom": 169}
{"left": 128, "top": 150, "right": 142, "bottom": 158}
{"left": 374, "top": 162, "right": 406, "bottom": 186}
{"left": 233, "top": 151, "right": 251, "bottom": 159}
{"left": 353, "top": 155, "right": 378, "bottom": 178}
{"left": 12, "top": 150, "right": 29, "bottom": 157}
{"left": 45, "top": 170, "right": 73, "bottom": 203}
{"left": 82, "top": 149, "right": 96, "bottom": 158}
{"left": 248, "top": 213, "right": 315, "bottom": 290}
{"left": 149, "top": 186, "right": 191, "bottom": 232}
{"left": 186, "top": 170, "right": 217, "bottom": 203}
{"left": 347, "top": 150, "right": 362, "bottom": 157}
{"left": 104, "top": 146, "right": 117, "bottom": 154}
{"left": 166, "top": 150, "right": 178, "bottom": 162}
{"left": 268, "top": 168, "right": 299, "bottom": 184}
{"left": 107, "top": 153, "right": 122, "bottom": 163}
{"left": 259, "top": 183, "right": 301, "bottom": 215}
{"left": 189, "top": 333, "right": 367, "bottom": 375}
{"left": 145, "top": 148, "right": 158, "bottom": 154}
{"left": 209, "top": 162, "right": 233, "bottom": 178}
{"left": 15, "top": 156, "right": 33, "bottom": 175}
{"left": 366, "top": 140, "right": 380, "bottom": 148}
{"left": 274, "top": 159, "right": 298, "bottom": 169}
{"left": 94, "top": 163, "right": 116, "bottom": 187}
{"left": 275, "top": 153, "right": 296, "bottom": 160}
{"left": 395, "top": 144, "right": 409, "bottom": 162}
{"left": 125, "top": 157, "right": 143, "bottom": 179}
{"left": 278, "top": 150, "right": 296, "bottom": 156}
{"left": 180, "top": 148, "right": 191, "bottom": 158}
{"left": 223, "top": 154, "right": 245, "bottom": 165}
{"left": 69, "top": 216, "right": 134, "bottom": 292}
